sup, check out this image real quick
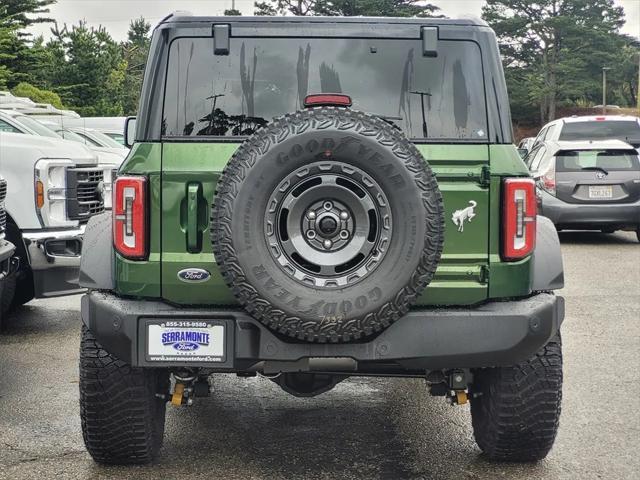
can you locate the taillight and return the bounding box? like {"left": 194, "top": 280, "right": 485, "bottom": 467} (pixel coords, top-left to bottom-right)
{"left": 113, "top": 176, "right": 147, "bottom": 259}
{"left": 502, "top": 178, "right": 536, "bottom": 261}
{"left": 540, "top": 162, "right": 556, "bottom": 196}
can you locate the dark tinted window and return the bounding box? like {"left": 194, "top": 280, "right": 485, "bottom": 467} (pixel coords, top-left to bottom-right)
{"left": 556, "top": 150, "right": 640, "bottom": 172}
{"left": 559, "top": 120, "right": 640, "bottom": 142}
{"left": 163, "top": 37, "right": 488, "bottom": 140}
{"left": 0, "top": 119, "right": 21, "bottom": 133}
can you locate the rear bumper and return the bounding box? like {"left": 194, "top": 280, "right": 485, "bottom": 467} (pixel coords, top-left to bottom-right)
{"left": 539, "top": 190, "right": 640, "bottom": 229}
{"left": 81, "top": 291, "right": 564, "bottom": 373}
{"left": 23, "top": 227, "right": 86, "bottom": 298}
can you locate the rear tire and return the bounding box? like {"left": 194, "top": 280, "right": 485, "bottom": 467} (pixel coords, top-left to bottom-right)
{"left": 79, "top": 326, "right": 168, "bottom": 464}
{"left": 636, "top": 229, "right": 639, "bottom": 243}
{"left": 470, "top": 335, "right": 563, "bottom": 462}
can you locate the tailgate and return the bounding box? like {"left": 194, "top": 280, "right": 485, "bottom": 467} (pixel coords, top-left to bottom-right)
{"left": 160, "top": 143, "right": 490, "bottom": 306}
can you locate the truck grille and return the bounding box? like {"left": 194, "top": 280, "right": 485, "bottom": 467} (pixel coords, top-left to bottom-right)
{"left": 0, "top": 178, "right": 7, "bottom": 235}
{"left": 66, "top": 167, "right": 105, "bottom": 221}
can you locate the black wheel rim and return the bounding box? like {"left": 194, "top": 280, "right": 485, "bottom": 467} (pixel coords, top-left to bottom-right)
{"left": 265, "top": 162, "right": 392, "bottom": 288}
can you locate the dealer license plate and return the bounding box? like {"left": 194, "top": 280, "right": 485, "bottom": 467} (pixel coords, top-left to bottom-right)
{"left": 588, "top": 185, "right": 613, "bottom": 199}
{"left": 147, "top": 321, "right": 225, "bottom": 362}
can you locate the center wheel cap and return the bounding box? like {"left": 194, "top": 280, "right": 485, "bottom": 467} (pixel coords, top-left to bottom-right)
{"left": 319, "top": 216, "right": 338, "bottom": 236}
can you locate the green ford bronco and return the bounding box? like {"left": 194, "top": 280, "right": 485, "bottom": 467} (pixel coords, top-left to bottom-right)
{"left": 78, "top": 14, "right": 565, "bottom": 464}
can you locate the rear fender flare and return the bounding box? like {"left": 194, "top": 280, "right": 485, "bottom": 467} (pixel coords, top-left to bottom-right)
{"left": 79, "top": 212, "right": 115, "bottom": 290}
{"left": 531, "top": 216, "right": 564, "bottom": 291}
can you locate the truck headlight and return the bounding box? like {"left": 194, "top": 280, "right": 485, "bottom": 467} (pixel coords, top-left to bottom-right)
{"left": 34, "top": 159, "right": 75, "bottom": 227}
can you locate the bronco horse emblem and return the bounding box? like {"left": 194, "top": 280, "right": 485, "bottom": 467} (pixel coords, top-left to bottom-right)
{"left": 452, "top": 200, "right": 477, "bottom": 232}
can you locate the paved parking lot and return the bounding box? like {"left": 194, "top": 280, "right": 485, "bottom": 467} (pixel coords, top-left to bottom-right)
{"left": 0, "top": 231, "right": 638, "bottom": 479}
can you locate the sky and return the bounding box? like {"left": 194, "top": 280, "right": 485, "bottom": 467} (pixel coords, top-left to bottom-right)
{"left": 27, "top": 0, "right": 640, "bottom": 41}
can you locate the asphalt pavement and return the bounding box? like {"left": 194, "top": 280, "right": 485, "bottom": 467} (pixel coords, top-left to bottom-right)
{"left": 0, "top": 231, "right": 638, "bottom": 479}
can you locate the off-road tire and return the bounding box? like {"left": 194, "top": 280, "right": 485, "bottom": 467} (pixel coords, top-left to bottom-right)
{"left": 211, "top": 107, "right": 444, "bottom": 343}
{"left": 79, "top": 326, "right": 168, "bottom": 464}
{"left": 470, "top": 335, "right": 563, "bottom": 462}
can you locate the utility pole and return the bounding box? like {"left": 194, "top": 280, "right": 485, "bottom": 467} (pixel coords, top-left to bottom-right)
{"left": 602, "top": 67, "right": 611, "bottom": 115}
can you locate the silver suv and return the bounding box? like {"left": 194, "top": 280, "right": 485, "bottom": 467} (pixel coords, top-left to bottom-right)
{"left": 526, "top": 140, "right": 640, "bottom": 240}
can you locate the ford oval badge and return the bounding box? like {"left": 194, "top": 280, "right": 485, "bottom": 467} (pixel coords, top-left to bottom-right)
{"left": 177, "top": 268, "right": 211, "bottom": 283}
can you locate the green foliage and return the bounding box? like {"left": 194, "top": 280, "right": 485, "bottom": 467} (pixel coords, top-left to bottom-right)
{"left": 11, "top": 81, "right": 63, "bottom": 107}
{"left": 482, "top": 0, "right": 638, "bottom": 125}
{"left": 121, "top": 17, "right": 151, "bottom": 115}
{"left": 40, "top": 21, "right": 126, "bottom": 116}
{"left": 224, "top": 9, "right": 242, "bottom": 16}
{"left": 254, "top": 0, "right": 439, "bottom": 16}
{"left": 0, "top": 0, "right": 55, "bottom": 88}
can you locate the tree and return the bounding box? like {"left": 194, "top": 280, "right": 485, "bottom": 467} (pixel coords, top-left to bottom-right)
{"left": 314, "top": 0, "right": 440, "bottom": 17}
{"left": 254, "top": 0, "right": 316, "bottom": 15}
{"left": 42, "top": 21, "right": 126, "bottom": 116}
{"left": 254, "top": 0, "right": 439, "bottom": 16}
{"left": 121, "top": 17, "right": 151, "bottom": 114}
{"left": 11, "top": 81, "right": 63, "bottom": 108}
{"left": 0, "top": 0, "right": 55, "bottom": 88}
{"left": 224, "top": 9, "right": 242, "bottom": 15}
{"left": 482, "top": 0, "right": 629, "bottom": 123}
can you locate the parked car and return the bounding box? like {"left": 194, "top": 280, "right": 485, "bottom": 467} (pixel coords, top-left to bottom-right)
{"left": 99, "top": 129, "right": 125, "bottom": 145}
{"left": 43, "top": 123, "right": 128, "bottom": 157}
{"left": 0, "top": 131, "right": 107, "bottom": 311}
{"left": 67, "top": 126, "right": 128, "bottom": 151}
{"left": 525, "top": 139, "right": 640, "bottom": 240}
{"left": 78, "top": 14, "right": 565, "bottom": 465}
{"left": 530, "top": 115, "right": 640, "bottom": 151}
{"left": 518, "top": 136, "right": 535, "bottom": 151}
{"left": 34, "top": 115, "right": 126, "bottom": 140}
{"left": 0, "top": 110, "right": 121, "bottom": 208}
{"left": 0, "top": 174, "right": 17, "bottom": 329}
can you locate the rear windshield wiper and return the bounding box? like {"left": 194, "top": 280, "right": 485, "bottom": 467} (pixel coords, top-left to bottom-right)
{"left": 580, "top": 166, "right": 609, "bottom": 175}
{"left": 374, "top": 114, "right": 403, "bottom": 130}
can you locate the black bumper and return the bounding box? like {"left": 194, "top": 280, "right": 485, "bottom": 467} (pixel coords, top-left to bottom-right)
{"left": 81, "top": 292, "right": 564, "bottom": 372}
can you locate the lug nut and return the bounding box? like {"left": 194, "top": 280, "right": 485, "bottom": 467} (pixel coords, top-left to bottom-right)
{"left": 307, "top": 210, "right": 316, "bottom": 220}
{"left": 339, "top": 230, "right": 349, "bottom": 240}
{"left": 307, "top": 230, "right": 316, "bottom": 239}
{"left": 323, "top": 201, "right": 333, "bottom": 210}
{"left": 340, "top": 211, "right": 349, "bottom": 220}
{"left": 323, "top": 239, "right": 332, "bottom": 249}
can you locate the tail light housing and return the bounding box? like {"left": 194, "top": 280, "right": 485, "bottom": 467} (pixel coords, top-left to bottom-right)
{"left": 502, "top": 178, "right": 536, "bottom": 261}
{"left": 113, "top": 176, "right": 147, "bottom": 259}
{"left": 539, "top": 161, "right": 556, "bottom": 196}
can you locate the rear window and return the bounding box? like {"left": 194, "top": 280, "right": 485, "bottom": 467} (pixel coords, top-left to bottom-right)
{"left": 556, "top": 150, "right": 640, "bottom": 172}
{"left": 558, "top": 120, "right": 640, "bottom": 142}
{"left": 162, "top": 37, "right": 488, "bottom": 141}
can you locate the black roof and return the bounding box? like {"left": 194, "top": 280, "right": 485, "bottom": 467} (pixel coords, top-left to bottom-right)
{"left": 160, "top": 13, "right": 488, "bottom": 28}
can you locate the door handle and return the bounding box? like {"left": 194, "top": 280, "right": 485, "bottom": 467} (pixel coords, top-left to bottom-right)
{"left": 186, "top": 183, "right": 201, "bottom": 253}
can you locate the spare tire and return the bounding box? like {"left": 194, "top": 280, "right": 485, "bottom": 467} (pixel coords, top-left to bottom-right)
{"left": 211, "top": 107, "right": 444, "bottom": 343}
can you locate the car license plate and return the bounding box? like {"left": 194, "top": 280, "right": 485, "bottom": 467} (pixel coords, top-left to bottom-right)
{"left": 588, "top": 185, "right": 613, "bottom": 199}
{"left": 147, "top": 321, "right": 225, "bottom": 362}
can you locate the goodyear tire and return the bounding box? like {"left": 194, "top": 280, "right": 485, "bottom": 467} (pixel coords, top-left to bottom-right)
{"left": 212, "top": 107, "right": 444, "bottom": 343}
{"left": 470, "top": 334, "right": 563, "bottom": 462}
{"left": 79, "top": 326, "right": 169, "bottom": 464}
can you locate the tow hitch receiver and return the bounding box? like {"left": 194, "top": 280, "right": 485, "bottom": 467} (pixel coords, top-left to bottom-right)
{"left": 170, "top": 374, "right": 211, "bottom": 406}
{"left": 427, "top": 370, "right": 470, "bottom": 405}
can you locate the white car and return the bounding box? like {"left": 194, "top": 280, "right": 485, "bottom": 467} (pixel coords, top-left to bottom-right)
{"left": 530, "top": 115, "right": 640, "bottom": 152}
{"left": 0, "top": 132, "right": 107, "bottom": 310}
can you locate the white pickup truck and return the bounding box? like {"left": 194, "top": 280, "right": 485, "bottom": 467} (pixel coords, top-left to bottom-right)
{"left": 0, "top": 131, "right": 107, "bottom": 310}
